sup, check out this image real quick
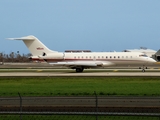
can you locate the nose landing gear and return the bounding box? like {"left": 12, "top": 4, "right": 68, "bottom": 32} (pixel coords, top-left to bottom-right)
{"left": 139, "top": 65, "right": 147, "bottom": 72}
{"left": 142, "top": 69, "right": 145, "bottom": 72}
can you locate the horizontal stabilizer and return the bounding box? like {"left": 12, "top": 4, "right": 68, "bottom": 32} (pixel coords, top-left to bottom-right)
{"left": 7, "top": 36, "right": 36, "bottom": 40}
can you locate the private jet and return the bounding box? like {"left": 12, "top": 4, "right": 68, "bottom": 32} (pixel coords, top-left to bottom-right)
{"left": 8, "top": 36, "right": 156, "bottom": 72}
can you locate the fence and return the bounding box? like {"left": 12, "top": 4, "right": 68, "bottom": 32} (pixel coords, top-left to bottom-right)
{"left": 0, "top": 92, "right": 160, "bottom": 120}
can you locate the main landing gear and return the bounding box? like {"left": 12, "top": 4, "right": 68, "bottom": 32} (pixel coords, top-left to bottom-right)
{"left": 75, "top": 67, "right": 84, "bottom": 72}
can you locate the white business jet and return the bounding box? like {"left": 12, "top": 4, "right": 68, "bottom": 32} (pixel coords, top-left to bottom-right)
{"left": 8, "top": 35, "right": 156, "bottom": 72}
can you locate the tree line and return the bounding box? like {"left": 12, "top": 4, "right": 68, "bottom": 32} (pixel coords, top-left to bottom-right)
{"left": 0, "top": 52, "right": 32, "bottom": 63}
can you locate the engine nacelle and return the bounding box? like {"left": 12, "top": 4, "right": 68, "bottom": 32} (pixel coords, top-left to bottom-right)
{"left": 38, "top": 53, "right": 64, "bottom": 60}
{"left": 29, "top": 56, "right": 44, "bottom": 62}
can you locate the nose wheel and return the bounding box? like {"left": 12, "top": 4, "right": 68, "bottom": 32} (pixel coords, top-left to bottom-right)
{"left": 141, "top": 65, "right": 147, "bottom": 72}
{"left": 142, "top": 69, "right": 145, "bottom": 72}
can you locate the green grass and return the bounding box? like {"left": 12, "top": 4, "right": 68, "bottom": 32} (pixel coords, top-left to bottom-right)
{"left": 0, "top": 77, "right": 160, "bottom": 96}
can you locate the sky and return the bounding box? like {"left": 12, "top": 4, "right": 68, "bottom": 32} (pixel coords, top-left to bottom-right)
{"left": 0, "top": 0, "right": 160, "bottom": 54}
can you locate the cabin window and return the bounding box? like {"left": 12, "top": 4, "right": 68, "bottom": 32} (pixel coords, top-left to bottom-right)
{"left": 90, "top": 56, "right": 92, "bottom": 59}
{"left": 126, "top": 56, "right": 128, "bottom": 58}
{"left": 122, "top": 56, "right": 124, "bottom": 58}
{"left": 114, "top": 56, "right": 116, "bottom": 58}
{"left": 98, "top": 56, "right": 100, "bottom": 59}
{"left": 110, "top": 56, "right": 112, "bottom": 58}
{"left": 78, "top": 56, "right": 80, "bottom": 59}
{"left": 82, "top": 56, "right": 83, "bottom": 59}
{"left": 86, "top": 56, "right": 88, "bottom": 59}
{"left": 102, "top": 56, "right": 104, "bottom": 59}
{"left": 118, "top": 56, "right": 120, "bottom": 58}
{"left": 106, "top": 56, "right": 108, "bottom": 59}
{"left": 130, "top": 56, "right": 132, "bottom": 58}
{"left": 74, "top": 56, "right": 76, "bottom": 59}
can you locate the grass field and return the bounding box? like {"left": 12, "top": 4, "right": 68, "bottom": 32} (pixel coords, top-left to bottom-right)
{"left": 0, "top": 76, "right": 160, "bottom": 96}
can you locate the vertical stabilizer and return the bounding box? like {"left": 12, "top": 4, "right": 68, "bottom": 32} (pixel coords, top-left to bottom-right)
{"left": 8, "top": 35, "right": 57, "bottom": 56}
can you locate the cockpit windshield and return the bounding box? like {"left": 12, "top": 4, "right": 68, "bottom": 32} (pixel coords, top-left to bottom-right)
{"left": 139, "top": 54, "right": 148, "bottom": 57}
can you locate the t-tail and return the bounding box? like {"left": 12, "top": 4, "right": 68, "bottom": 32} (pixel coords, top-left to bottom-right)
{"left": 8, "top": 35, "right": 57, "bottom": 56}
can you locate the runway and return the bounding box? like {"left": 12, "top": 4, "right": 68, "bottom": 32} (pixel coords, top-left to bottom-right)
{"left": 0, "top": 71, "right": 160, "bottom": 77}
{"left": 0, "top": 62, "right": 160, "bottom": 76}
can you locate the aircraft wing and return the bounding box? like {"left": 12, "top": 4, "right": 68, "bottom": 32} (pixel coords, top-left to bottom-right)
{"left": 49, "top": 61, "right": 114, "bottom": 68}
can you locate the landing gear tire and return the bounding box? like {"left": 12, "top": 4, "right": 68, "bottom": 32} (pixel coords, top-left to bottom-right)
{"left": 76, "top": 68, "right": 84, "bottom": 72}
{"left": 141, "top": 65, "right": 146, "bottom": 72}
{"left": 142, "top": 69, "right": 145, "bottom": 72}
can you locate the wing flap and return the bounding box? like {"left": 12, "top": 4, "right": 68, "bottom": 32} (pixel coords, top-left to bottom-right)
{"left": 49, "top": 61, "right": 114, "bottom": 67}
{"left": 49, "top": 62, "right": 97, "bottom": 67}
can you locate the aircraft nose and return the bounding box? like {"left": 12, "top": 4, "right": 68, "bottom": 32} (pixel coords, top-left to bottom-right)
{"left": 149, "top": 58, "right": 156, "bottom": 63}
